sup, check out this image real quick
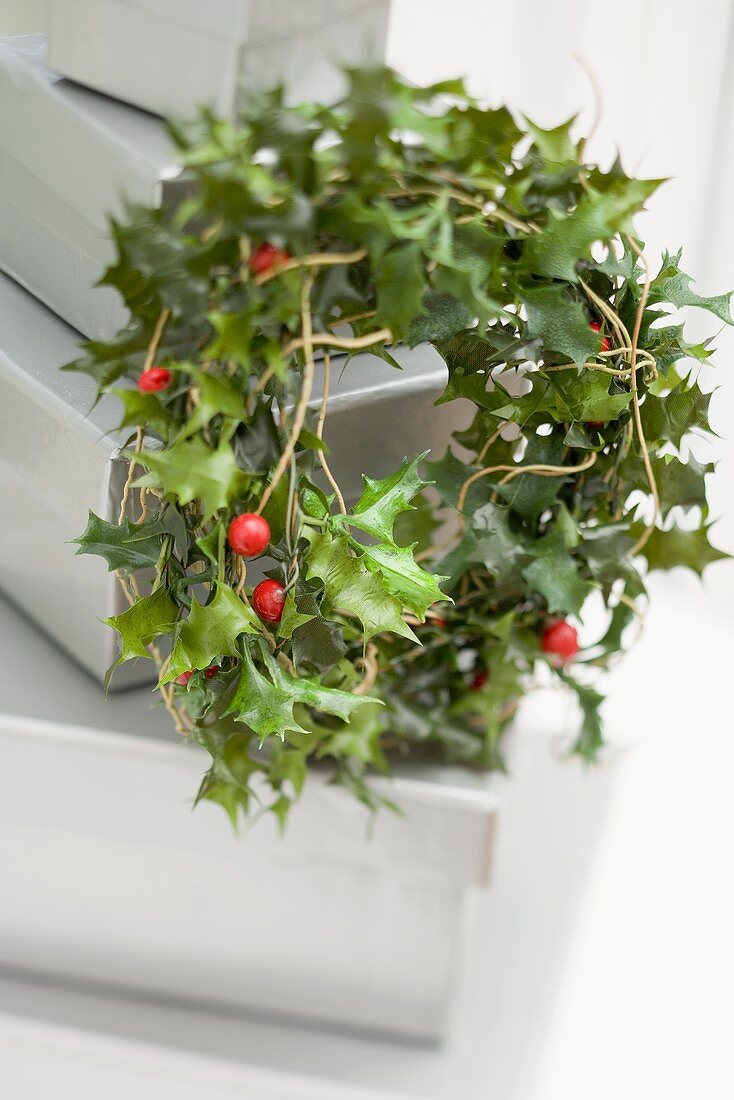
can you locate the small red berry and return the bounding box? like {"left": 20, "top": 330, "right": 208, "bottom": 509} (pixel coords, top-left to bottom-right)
{"left": 589, "top": 321, "right": 611, "bottom": 354}
{"left": 227, "top": 513, "right": 270, "bottom": 557}
{"left": 472, "top": 669, "right": 489, "bottom": 690}
{"left": 585, "top": 420, "right": 605, "bottom": 430}
{"left": 432, "top": 617, "right": 447, "bottom": 629}
{"left": 175, "top": 670, "right": 193, "bottom": 686}
{"left": 204, "top": 665, "right": 220, "bottom": 679}
{"left": 252, "top": 579, "right": 286, "bottom": 623}
{"left": 138, "top": 366, "right": 172, "bottom": 393}
{"left": 249, "top": 242, "right": 291, "bottom": 276}
{"left": 541, "top": 620, "right": 579, "bottom": 664}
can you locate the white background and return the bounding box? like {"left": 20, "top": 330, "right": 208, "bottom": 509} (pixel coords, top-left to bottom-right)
{"left": 1, "top": 2, "right": 733, "bottom": 1098}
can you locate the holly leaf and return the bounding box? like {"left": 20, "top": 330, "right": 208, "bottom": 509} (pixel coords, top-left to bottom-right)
{"left": 440, "top": 502, "right": 525, "bottom": 587}
{"left": 113, "top": 388, "right": 174, "bottom": 437}
{"left": 315, "top": 699, "right": 388, "bottom": 770}
{"left": 263, "top": 652, "right": 377, "bottom": 722}
{"left": 640, "top": 380, "right": 714, "bottom": 447}
{"left": 649, "top": 251, "right": 733, "bottom": 324}
{"left": 525, "top": 115, "right": 578, "bottom": 165}
{"left": 623, "top": 451, "right": 712, "bottom": 517}
{"left": 306, "top": 531, "right": 418, "bottom": 643}
{"left": 560, "top": 673, "right": 605, "bottom": 761}
{"left": 523, "top": 177, "right": 662, "bottom": 282}
{"left": 292, "top": 615, "right": 347, "bottom": 673}
{"left": 343, "top": 454, "right": 428, "bottom": 544}
{"left": 204, "top": 309, "right": 255, "bottom": 367}
{"left": 392, "top": 489, "right": 439, "bottom": 553}
{"left": 358, "top": 542, "right": 449, "bottom": 620}
{"left": 277, "top": 591, "right": 315, "bottom": 640}
{"left": 73, "top": 511, "right": 166, "bottom": 572}
{"left": 376, "top": 242, "right": 427, "bottom": 340}
{"left": 653, "top": 454, "right": 712, "bottom": 516}
{"left": 409, "top": 292, "right": 472, "bottom": 344}
{"left": 269, "top": 747, "right": 308, "bottom": 797}
{"left": 132, "top": 437, "right": 247, "bottom": 519}
{"left": 104, "top": 588, "right": 178, "bottom": 682}
{"left": 522, "top": 285, "right": 599, "bottom": 364}
{"left": 494, "top": 430, "right": 568, "bottom": 523}
{"left": 523, "top": 532, "right": 595, "bottom": 616}
{"left": 176, "top": 364, "right": 247, "bottom": 438}
{"left": 225, "top": 644, "right": 308, "bottom": 742}
{"left": 638, "top": 522, "right": 729, "bottom": 576}
{"left": 549, "top": 370, "right": 632, "bottom": 423}
{"left": 161, "top": 584, "right": 261, "bottom": 683}
{"left": 424, "top": 448, "right": 498, "bottom": 514}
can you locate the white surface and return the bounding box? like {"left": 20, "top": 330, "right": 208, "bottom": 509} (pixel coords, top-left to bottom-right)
{"left": 0, "top": 33, "right": 176, "bottom": 340}
{"left": 47, "top": 0, "right": 391, "bottom": 118}
{"left": 0, "top": 570, "right": 730, "bottom": 1099}
{"left": 0, "top": 1012, "right": 414, "bottom": 1099}
{"left": 0, "top": 589, "right": 498, "bottom": 1042}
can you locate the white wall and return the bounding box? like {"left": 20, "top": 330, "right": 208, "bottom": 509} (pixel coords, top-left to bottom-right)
{"left": 0, "top": 0, "right": 45, "bottom": 33}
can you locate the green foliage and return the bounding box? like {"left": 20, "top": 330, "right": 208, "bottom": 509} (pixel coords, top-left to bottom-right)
{"left": 161, "top": 584, "right": 261, "bottom": 684}
{"left": 73, "top": 511, "right": 168, "bottom": 572}
{"left": 67, "top": 65, "right": 729, "bottom": 828}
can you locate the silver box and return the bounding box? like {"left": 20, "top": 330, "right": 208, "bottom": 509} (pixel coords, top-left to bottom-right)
{"left": 0, "top": 35, "right": 178, "bottom": 342}
{"left": 47, "top": 0, "right": 392, "bottom": 120}
{"left": 0, "top": 270, "right": 468, "bottom": 686}
{"left": 0, "top": 589, "right": 498, "bottom": 1041}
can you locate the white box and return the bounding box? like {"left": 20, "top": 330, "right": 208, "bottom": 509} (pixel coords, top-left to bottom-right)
{"left": 0, "top": 593, "right": 498, "bottom": 1042}
{"left": 0, "top": 270, "right": 469, "bottom": 686}
{"left": 47, "top": 0, "right": 392, "bottom": 120}
{"left": 0, "top": 1013, "right": 417, "bottom": 1100}
{"left": 0, "top": 34, "right": 179, "bottom": 341}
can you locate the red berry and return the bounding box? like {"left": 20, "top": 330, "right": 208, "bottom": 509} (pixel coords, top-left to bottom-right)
{"left": 249, "top": 242, "right": 291, "bottom": 276}
{"left": 585, "top": 420, "right": 605, "bottom": 430}
{"left": 138, "top": 366, "right": 172, "bottom": 393}
{"left": 252, "top": 579, "right": 286, "bottom": 623}
{"left": 589, "top": 321, "right": 611, "bottom": 353}
{"left": 541, "top": 620, "right": 579, "bottom": 664}
{"left": 433, "top": 617, "right": 447, "bottom": 629}
{"left": 204, "top": 665, "right": 220, "bottom": 679}
{"left": 472, "top": 669, "right": 489, "bottom": 690}
{"left": 176, "top": 670, "right": 193, "bottom": 686}
{"left": 228, "top": 512, "right": 270, "bottom": 557}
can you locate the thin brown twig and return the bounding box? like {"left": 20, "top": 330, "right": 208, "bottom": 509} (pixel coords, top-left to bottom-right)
{"left": 143, "top": 307, "right": 171, "bottom": 372}
{"left": 625, "top": 236, "right": 660, "bottom": 554}
{"left": 354, "top": 642, "right": 380, "bottom": 696}
{"left": 327, "top": 309, "right": 378, "bottom": 330}
{"left": 282, "top": 328, "right": 392, "bottom": 357}
{"left": 257, "top": 274, "right": 317, "bottom": 515}
{"left": 118, "top": 426, "right": 143, "bottom": 524}
{"left": 253, "top": 248, "right": 368, "bottom": 286}
{"left": 456, "top": 453, "right": 597, "bottom": 515}
{"left": 315, "top": 352, "right": 348, "bottom": 516}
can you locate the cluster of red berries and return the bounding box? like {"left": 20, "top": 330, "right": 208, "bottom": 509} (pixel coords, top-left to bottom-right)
{"left": 589, "top": 319, "right": 611, "bottom": 354}
{"left": 225, "top": 512, "right": 285, "bottom": 622}
{"left": 175, "top": 665, "right": 220, "bottom": 687}
{"left": 249, "top": 241, "right": 291, "bottom": 276}
{"left": 470, "top": 620, "right": 579, "bottom": 690}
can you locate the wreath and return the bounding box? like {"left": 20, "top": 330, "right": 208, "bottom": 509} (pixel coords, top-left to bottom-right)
{"left": 69, "top": 68, "right": 728, "bottom": 827}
